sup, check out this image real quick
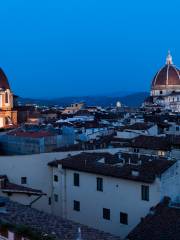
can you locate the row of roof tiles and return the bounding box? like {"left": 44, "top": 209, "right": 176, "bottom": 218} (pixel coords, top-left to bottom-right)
{"left": 48, "top": 152, "right": 175, "bottom": 183}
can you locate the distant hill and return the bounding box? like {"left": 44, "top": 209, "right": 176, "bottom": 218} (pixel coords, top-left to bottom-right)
{"left": 120, "top": 92, "right": 149, "bottom": 107}
{"left": 18, "top": 92, "right": 149, "bottom": 108}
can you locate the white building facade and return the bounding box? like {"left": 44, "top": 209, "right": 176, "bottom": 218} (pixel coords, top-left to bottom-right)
{"left": 49, "top": 154, "right": 179, "bottom": 238}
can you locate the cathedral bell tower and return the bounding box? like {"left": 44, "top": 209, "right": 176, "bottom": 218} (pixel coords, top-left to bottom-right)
{"left": 0, "top": 68, "right": 17, "bottom": 128}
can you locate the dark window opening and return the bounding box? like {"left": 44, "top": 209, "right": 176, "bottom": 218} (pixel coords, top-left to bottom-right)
{"left": 74, "top": 173, "right": 79, "bottom": 186}
{"left": 54, "top": 175, "right": 58, "bottom": 182}
{"left": 21, "top": 177, "right": 27, "bottom": 184}
{"left": 54, "top": 194, "right": 58, "bottom": 202}
{"left": 97, "top": 177, "right": 103, "bottom": 191}
{"left": 134, "top": 148, "right": 139, "bottom": 153}
{"left": 141, "top": 185, "right": 149, "bottom": 201}
{"left": 103, "top": 208, "right": 110, "bottom": 220}
{"left": 5, "top": 92, "right": 8, "bottom": 103}
{"left": 73, "top": 200, "right": 80, "bottom": 211}
{"left": 120, "top": 212, "right": 128, "bottom": 225}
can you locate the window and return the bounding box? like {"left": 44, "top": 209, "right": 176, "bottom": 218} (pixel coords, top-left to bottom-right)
{"left": 97, "top": 177, "right": 103, "bottom": 191}
{"left": 5, "top": 117, "right": 10, "bottom": 125}
{"left": 134, "top": 148, "right": 139, "bottom": 153}
{"left": 48, "top": 197, "right": 51, "bottom": 205}
{"left": 73, "top": 200, "right": 80, "bottom": 211}
{"left": 141, "top": 185, "right": 149, "bottom": 201}
{"left": 54, "top": 194, "right": 58, "bottom": 202}
{"left": 74, "top": 173, "right": 79, "bottom": 186}
{"left": 160, "top": 90, "right": 163, "bottom": 95}
{"left": 103, "top": 208, "right": 110, "bottom": 220}
{"left": 21, "top": 177, "right": 27, "bottom": 184}
{"left": 54, "top": 175, "right": 58, "bottom": 182}
{"left": 158, "top": 151, "right": 165, "bottom": 157}
{"left": 176, "top": 126, "right": 179, "bottom": 131}
{"left": 120, "top": 212, "right": 128, "bottom": 225}
{"left": 5, "top": 92, "right": 8, "bottom": 103}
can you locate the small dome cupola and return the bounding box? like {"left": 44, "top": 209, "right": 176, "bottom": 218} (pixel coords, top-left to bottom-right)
{"left": 166, "top": 50, "right": 173, "bottom": 65}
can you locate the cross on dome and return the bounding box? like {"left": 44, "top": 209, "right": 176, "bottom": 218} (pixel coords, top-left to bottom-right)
{"left": 166, "top": 50, "right": 173, "bottom": 65}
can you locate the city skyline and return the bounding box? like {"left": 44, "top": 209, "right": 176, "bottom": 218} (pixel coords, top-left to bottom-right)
{"left": 0, "top": 0, "right": 180, "bottom": 98}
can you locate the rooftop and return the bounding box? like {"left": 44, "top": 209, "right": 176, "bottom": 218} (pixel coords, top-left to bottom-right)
{"left": 131, "top": 135, "right": 171, "bottom": 150}
{"left": 0, "top": 175, "right": 44, "bottom": 195}
{"left": 119, "top": 123, "right": 154, "bottom": 131}
{"left": 48, "top": 152, "right": 175, "bottom": 183}
{"left": 0, "top": 200, "right": 120, "bottom": 240}
{"left": 127, "top": 197, "right": 180, "bottom": 240}
{"left": 7, "top": 130, "right": 56, "bottom": 138}
{"left": 0, "top": 68, "right": 10, "bottom": 90}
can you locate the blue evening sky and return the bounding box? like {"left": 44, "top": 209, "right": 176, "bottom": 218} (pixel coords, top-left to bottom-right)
{"left": 0, "top": 0, "right": 180, "bottom": 98}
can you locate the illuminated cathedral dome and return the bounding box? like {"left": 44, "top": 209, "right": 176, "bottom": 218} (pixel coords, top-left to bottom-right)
{"left": 144, "top": 51, "right": 180, "bottom": 112}
{"left": 151, "top": 51, "right": 180, "bottom": 91}
{"left": 0, "top": 68, "right": 10, "bottom": 90}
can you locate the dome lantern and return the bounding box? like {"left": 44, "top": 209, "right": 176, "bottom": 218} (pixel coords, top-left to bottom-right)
{"left": 166, "top": 50, "right": 173, "bottom": 65}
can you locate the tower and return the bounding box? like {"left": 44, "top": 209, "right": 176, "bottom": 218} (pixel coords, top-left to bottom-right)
{"left": 0, "top": 68, "right": 17, "bottom": 128}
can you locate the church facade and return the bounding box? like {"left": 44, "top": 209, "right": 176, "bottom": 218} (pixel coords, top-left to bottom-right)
{"left": 0, "top": 68, "right": 17, "bottom": 128}
{"left": 144, "top": 51, "right": 180, "bottom": 112}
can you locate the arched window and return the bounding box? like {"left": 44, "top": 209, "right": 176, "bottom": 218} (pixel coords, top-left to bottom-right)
{"left": 5, "top": 92, "right": 8, "bottom": 104}
{"left": 5, "top": 117, "right": 8, "bottom": 125}
{"left": 5, "top": 117, "right": 11, "bottom": 125}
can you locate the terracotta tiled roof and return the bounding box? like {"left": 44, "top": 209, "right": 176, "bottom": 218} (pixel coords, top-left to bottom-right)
{"left": 120, "top": 123, "right": 154, "bottom": 131}
{"left": 0, "top": 200, "right": 120, "bottom": 240}
{"left": 0, "top": 176, "right": 44, "bottom": 195}
{"left": 152, "top": 64, "right": 180, "bottom": 89}
{"left": 7, "top": 130, "right": 56, "bottom": 138}
{"left": 48, "top": 152, "right": 175, "bottom": 183}
{"left": 131, "top": 135, "right": 170, "bottom": 151}
{"left": 127, "top": 197, "right": 180, "bottom": 240}
{"left": 2, "top": 182, "right": 45, "bottom": 195}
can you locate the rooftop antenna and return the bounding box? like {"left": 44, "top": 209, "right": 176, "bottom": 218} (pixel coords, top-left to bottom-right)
{"left": 166, "top": 50, "right": 173, "bottom": 65}
{"left": 76, "top": 227, "right": 82, "bottom": 240}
